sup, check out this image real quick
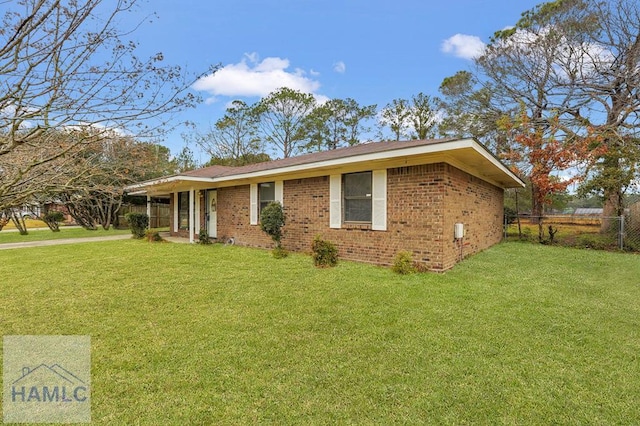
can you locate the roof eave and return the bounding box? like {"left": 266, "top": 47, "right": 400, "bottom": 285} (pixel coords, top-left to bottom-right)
{"left": 125, "top": 138, "right": 525, "bottom": 194}
{"left": 210, "top": 138, "right": 525, "bottom": 189}
{"left": 125, "top": 175, "right": 218, "bottom": 193}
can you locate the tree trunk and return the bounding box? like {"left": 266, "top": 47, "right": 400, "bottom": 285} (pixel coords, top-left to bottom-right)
{"left": 530, "top": 183, "right": 546, "bottom": 241}
{"left": 600, "top": 155, "right": 624, "bottom": 234}
{"left": 41, "top": 205, "right": 61, "bottom": 232}
{"left": 9, "top": 211, "right": 28, "bottom": 235}
{"left": 601, "top": 187, "right": 623, "bottom": 234}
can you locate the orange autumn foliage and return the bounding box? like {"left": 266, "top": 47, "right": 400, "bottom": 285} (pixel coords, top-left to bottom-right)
{"left": 500, "top": 110, "right": 603, "bottom": 211}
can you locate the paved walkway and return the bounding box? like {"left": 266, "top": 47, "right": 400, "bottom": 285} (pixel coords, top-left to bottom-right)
{"left": 0, "top": 234, "right": 132, "bottom": 250}
{"left": 1, "top": 226, "right": 82, "bottom": 233}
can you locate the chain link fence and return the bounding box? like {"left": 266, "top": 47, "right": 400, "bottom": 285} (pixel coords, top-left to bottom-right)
{"left": 504, "top": 215, "right": 640, "bottom": 252}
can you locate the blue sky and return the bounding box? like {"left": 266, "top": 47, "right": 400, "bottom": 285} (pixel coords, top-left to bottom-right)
{"left": 128, "top": 0, "right": 542, "bottom": 161}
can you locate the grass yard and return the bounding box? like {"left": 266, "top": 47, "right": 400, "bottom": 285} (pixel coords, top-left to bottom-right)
{"left": 1, "top": 241, "right": 639, "bottom": 424}
{"left": 1, "top": 218, "right": 49, "bottom": 230}
{"left": 506, "top": 217, "right": 640, "bottom": 252}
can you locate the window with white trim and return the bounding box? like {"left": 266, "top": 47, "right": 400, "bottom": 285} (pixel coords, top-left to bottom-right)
{"left": 330, "top": 170, "right": 386, "bottom": 230}
{"left": 259, "top": 182, "right": 276, "bottom": 214}
{"left": 343, "top": 172, "right": 372, "bottom": 222}
{"left": 250, "top": 181, "right": 283, "bottom": 225}
{"left": 178, "top": 191, "right": 189, "bottom": 229}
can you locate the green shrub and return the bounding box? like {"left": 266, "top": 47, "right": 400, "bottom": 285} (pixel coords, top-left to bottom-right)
{"left": 311, "top": 236, "right": 338, "bottom": 267}
{"left": 575, "top": 233, "right": 617, "bottom": 250}
{"left": 125, "top": 212, "right": 149, "bottom": 239}
{"left": 392, "top": 251, "right": 417, "bottom": 275}
{"left": 43, "top": 210, "right": 65, "bottom": 232}
{"left": 45, "top": 211, "right": 65, "bottom": 223}
{"left": 198, "top": 229, "right": 211, "bottom": 245}
{"left": 272, "top": 246, "right": 289, "bottom": 258}
{"left": 260, "top": 201, "right": 285, "bottom": 250}
{"left": 413, "top": 261, "right": 429, "bottom": 273}
{"left": 504, "top": 206, "right": 517, "bottom": 225}
{"left": 145, "top": 229, "right": 164, "bottom": 242}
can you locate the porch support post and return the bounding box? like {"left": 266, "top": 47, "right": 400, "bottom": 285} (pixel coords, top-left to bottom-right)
{"left": 189, "top": 188, "right": 195, "bottom": 243}
{"left": 173, "top": 192, "right": 178, "bottom": 233}
{"left": 195, "top": 191, "right": 201, "bottom": 238}
{"left": 146, "top": 195, "right": 151, "bottom": 229}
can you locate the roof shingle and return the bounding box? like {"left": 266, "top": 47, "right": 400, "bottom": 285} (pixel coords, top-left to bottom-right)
{"left": 182, "top": 138, "right": 458, "bottom": 179}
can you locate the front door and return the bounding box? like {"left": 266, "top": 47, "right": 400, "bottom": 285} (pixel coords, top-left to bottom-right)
{"left": 207, "top": 190, "right": 217, "bottom": 238}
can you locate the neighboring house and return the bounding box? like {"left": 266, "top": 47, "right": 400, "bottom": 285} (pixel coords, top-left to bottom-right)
{"left": 573, "top": 208, "right": 604, "bottom": 216}
{"left": 126, "top": 138, "right": 525, "bottom": 271}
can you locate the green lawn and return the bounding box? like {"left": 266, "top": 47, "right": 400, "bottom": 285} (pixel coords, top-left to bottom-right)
{"left": 1, "top": 241, "right": 639, "bottom": 424}
{"left": 0, "top": 227, "right": 132, "bottom": 244}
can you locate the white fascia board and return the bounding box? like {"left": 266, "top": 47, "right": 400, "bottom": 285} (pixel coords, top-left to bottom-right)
{"left": 211, "top": 138, "right": 524, "bottom": 187}
{"left": 464, "top": 140, "right": 526, "bottom": 187}
{"left": 126, "top": 138, "right": 525, "bottom": 191}
{"left": 125, "top": 175, "right": 217, "bottom": 192}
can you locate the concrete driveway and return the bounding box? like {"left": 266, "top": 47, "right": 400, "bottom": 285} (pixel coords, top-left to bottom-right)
{"left": 0, "top": 234, "right": 131, "bottom": 250}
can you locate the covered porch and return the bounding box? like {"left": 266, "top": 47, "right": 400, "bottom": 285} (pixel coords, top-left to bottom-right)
{"left": 127, "top": 176, "right": 219, "bottom": 244}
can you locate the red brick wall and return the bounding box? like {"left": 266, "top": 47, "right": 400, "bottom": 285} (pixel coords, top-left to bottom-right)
{"left": 441, "top": 165, "right": 504, "bottom": 270}
{"left": 210, "top": 163, "right": 503, "bottom": 271}
{"left": 216, "top": 185, "right": 273, "bottom": 248}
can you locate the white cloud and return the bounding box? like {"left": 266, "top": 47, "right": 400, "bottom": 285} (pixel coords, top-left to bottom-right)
{"left": 1, "top": 104, "right": 36, "bottom": 129}
{"left": 441, "top": 34, "right": 486, "bottom": 60}
{"left": 71, "top": 122, "right": 128, "bottom": 135}
{"left": 193, "top": 53, "right": 322, "bottom": 99}
{"left": 333, "top": 61, "right": 346, "bottom": 73}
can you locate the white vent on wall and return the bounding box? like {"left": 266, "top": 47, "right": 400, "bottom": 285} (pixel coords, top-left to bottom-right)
{"left": 454, "top": 223, "right": 464, "bottom": 239}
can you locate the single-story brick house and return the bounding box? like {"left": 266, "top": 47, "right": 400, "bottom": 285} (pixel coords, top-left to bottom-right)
{"left": 126, "top": 138, "right": 524, "bottom": 271}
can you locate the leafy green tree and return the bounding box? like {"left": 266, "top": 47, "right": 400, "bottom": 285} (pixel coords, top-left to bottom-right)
{"left": 254, "top": 87, "right": 316, "bottom": 158}
{"left": 379, "top": 98, "right": 411, "bottom": 141}
{"left": 205, "top": 153, "right": 271, "bottom": 167}
{"left": 59, "top": 135, "right": 176, "bottom": 230}
{"left": 190, "top": 100, "right": 266, "bottom": 166}
{"left": 304, "top": 98, "right": 376, "bottom": 151}
{"left": 562, "top": 0, "right": 640, "bottom": 222}
{"left": 485, "top": 0, "right": 640, "bottom": 229}
{"left": 172, "top": 146, "right": 199, "bottom": 173}
{"left": 437, "top": 71, "right": 505, "bottom": 147}
{"left": 408, "top": 93, "right": 439, "bottom": 140}
{"left": 438, "top": 0, "right": 601, "bottom": 221}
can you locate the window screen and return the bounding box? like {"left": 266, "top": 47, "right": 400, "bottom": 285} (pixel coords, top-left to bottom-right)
{"left": 178, "top": 192, "right": 189, "bottom": 229}
{"left": 259, "top": 182, "right": 275, "bottom": 213}
{"left": 343, "top": 172, "right": 372, "bottom": 222}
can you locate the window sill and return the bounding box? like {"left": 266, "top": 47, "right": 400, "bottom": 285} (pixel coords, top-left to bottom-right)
{"left": 342, "top": 222, "right": 372, "bottom": 230}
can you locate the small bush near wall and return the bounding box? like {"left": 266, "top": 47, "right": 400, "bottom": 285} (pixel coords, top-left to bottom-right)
{"left": 198, "top": 229, "right": 211, "bottom": 245}
{"left": 145, "top": 230, "right": 164, "bottom": 242}
{"left": 125, "top": 213, "right": 149, "bottom": 239}
{"left": 272, "top": 246, "right": 289, "bottom": 259}
{"left": 260, "top": 202, "right": 286, "bottom": 258}
{"left": 312, "top": 236, "right": 338, "bottom": 267}
{"left": 392, "top": 251, "right": 417, "bottom": 275}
